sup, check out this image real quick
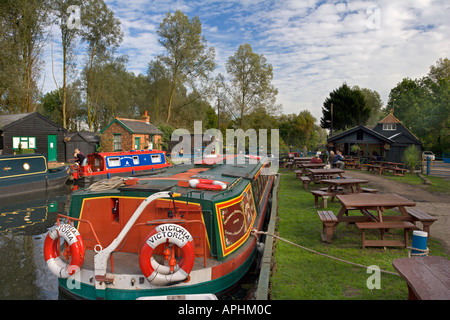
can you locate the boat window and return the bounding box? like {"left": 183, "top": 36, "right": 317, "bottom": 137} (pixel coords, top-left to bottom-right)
{"left": 133, "top": 156, "right": 139, "bottom": 165}
{"left": 151, "top": 154, "right": 161, "bottom": 163}
{"left": 107, "top": 157, "right": 121, "bottom": 167}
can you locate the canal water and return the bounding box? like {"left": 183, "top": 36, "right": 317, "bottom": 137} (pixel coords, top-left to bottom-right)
{"left": 0, "top": 185, "right": 72, "bottom": 299}
{"left": 0, "top": 183, "right": 261, "bottom": 300}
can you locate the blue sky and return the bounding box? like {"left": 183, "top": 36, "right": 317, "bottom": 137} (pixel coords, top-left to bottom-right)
{"left": 43, "top": 0, "right": 450, "bottom": 122}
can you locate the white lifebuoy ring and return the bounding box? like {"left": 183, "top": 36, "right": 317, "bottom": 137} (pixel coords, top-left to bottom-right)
{"left": 189, "top": 179, "right": 227, "bottom": 191}
{"left": 44, "top": 224, "right": 85, "bottom": 279}
{"left": 139, "top": 224, "right": 195, "bottom": 286}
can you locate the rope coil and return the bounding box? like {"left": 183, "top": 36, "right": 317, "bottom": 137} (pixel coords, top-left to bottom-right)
{"left": 407, "top": 246, "right": 429, "bottom": 257}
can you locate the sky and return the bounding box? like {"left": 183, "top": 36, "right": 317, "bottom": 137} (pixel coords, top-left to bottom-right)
{"left": 43, "top": 0, "right": 450, "bottom": 123}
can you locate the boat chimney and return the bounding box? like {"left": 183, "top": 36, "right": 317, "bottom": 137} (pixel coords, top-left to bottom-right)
{"left": 142, "top": 111, "right": 150, "bottom": 124}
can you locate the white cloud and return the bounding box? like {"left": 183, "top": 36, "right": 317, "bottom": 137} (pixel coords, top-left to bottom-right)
{"left": 42, "top": 0, "right": 450, "bottom": 123}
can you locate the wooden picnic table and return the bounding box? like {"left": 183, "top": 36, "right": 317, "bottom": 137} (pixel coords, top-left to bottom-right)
{"left": 335, "top": 193, "right": 417, "bottom": 248}
{"left": 295, "top": 163, "right": 326, "bottom": 177}
{"left": 393, "top": 256, "right": 450, "bottom": 300}
{"left": 321, "top": 178, "right": 370, "bottom": 194}
{"left": 336, "top": 193, "right": 416, "bottom": 223}
{"left": 366, "top": 161, "right": 407, "bottom": 176}
{"left": 307, "top": 168, "right": 344, "bottom": 182}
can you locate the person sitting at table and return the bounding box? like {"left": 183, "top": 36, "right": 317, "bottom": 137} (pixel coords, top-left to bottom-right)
{"left": 328, "top": 151, "right": 336, "bottom": 166}
{"left": 310, "top": 152, "right": 323, "bottom": 164}
{"left": 331, "top": 151, "right": 345, "bottom": 169}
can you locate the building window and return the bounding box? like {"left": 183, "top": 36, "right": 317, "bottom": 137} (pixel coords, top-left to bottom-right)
{"left": 13, "top": 137, "right": 36, "bottom": 150}
{"left": 383, "top": 123, "right": 396, "bottom": 131}
{"left": 356, "top": 131, "right": 363, "bottom": 140}
{"left": 113, "top": 134, "right": 122, "bottom": 151}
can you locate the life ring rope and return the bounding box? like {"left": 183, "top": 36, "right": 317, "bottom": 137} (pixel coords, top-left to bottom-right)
{"left": 44, "top": 224, "right": 85, "bottom": 279}
{"left": 139, "top": 224, "right": 195, "bottom": 286}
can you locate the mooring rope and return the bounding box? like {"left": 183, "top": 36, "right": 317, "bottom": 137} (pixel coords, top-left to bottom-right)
{"left": 252, "top": 229, "right": 400, "bottom": 276}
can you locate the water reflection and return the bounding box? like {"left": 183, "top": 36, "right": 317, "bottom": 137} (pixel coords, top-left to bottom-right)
{"left": 0, "top": 186, "right": 72, "bottom": 300}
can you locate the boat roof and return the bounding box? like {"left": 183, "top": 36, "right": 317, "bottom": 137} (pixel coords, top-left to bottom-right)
{"left": 89, "top": 150, "right": 166, "bottom": 158}
{"left": 77, "top": 155, "right": 269, "bottom": 201}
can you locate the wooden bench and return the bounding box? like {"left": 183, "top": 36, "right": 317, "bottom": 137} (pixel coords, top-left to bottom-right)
{"left": 317, "top": 210, "right": 338, "bottom": 243}
{"left": 294, "top": 170, "right": 304, "bottom": 179}
{"left": 299, "top": 176, "right": 311, "bottom": 190}
{"left": 311, "top": 190, "right": 335, "bottom": 208}
{"left": 355, "top": 221, "right": 415, "bottom": 249}
{"left": 392, "top": 256, "right": 450, "bottom": 300}
{"left": 406, "top": 208, "right": 437, "bottom": 235}
{"left": 361, "top": 187, "right": 378, "bottom": 193}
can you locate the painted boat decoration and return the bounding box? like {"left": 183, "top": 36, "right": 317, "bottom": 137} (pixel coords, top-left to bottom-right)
{"left": 71, "top": 150, "right": 171, "bottom": 184}
{"left": 45, "top": 154, "right": 275, "bottom": 300}
{"left": 0, "top": 154, "right": 70, "bottom": 199}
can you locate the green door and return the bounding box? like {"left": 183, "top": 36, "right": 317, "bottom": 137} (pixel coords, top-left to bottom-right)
{"left": 48, "top": 135, "right": 57, "bottom": 162}
{"left": 134, "top": 137, "right": 141, "bottom": 150}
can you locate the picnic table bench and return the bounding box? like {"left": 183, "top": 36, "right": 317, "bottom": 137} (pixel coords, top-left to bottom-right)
{"left": 392, "top": 256, "right": 450, "bottom": 300}
{"left": 299, "top": 176, "right": 311, "bottom": 190}
{"left": 356, "top": 221, "right": 415, "bottom": 249}
{"left": 311, "top": 190, "right": 335, "bottom": 208}
{"left": 406, "top": 208, "right": 438, "bottom": 235}
{"left": 317, "top": 210, "right": 338, "bottom": 243}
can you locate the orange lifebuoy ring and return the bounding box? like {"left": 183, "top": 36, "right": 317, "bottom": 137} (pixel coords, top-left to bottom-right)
{"left": 139, "top": 224, "right": 195, "bottom": 286}
{"left": 44, "top": 224, "right": 85, "bottom": 278}
{"left": 189, "top": 179, "right": 227, "bottom": 191}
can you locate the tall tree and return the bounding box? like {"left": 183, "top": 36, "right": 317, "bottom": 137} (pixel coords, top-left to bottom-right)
{"left": 220, "top": 43, "right": 278, "bottom": 129}
{"left": 0, "top": 0, "right": 51, "bottom": 113}
{"left": 51, "top": 0, "right": 82, "bottom": 129}
{"left": 320, "top": 83, "right": 370, "bottom": 133}
{"left": 156, "top": 10, "right": 215, "bottom": 123}
{"left": 81, "top": 0, "right": 123, "bottom": 131}
{"left": 353, "top": 86, "right": 383, "bottom": 127}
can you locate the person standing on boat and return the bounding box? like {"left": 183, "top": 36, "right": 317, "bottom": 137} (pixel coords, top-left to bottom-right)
{"left": 74, "top": 148, "right": 87, "bottom": 166}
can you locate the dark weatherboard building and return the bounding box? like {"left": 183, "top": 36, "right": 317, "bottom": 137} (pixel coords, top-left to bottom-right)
{"left": 0, "top": 112, "right": 67, "bottom": 163}
{"left": 328, "top": 110, "right": 422, "bottom": 163}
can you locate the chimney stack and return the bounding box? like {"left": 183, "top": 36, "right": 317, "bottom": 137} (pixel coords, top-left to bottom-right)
{"left": 142, "top": 111, "right": 150, "bottom": 123}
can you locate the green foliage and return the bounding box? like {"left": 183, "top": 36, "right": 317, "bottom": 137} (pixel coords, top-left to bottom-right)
{"left": 386, "top": 58, "right": 450, "bottom": 154}
{"left": 321, "top": 83, "right": 371, "bottom": 132}
{"left": 156, "top": 10, "right": 215, "bottom": 124}
{"left": 219, "top": 43, "right": 278, "bottom": 129}
{"left": 402, "top": 145, "right": 421, "bottom": 173}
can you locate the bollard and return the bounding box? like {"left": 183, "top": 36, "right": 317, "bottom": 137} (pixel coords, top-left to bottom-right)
{"left": 411, "top": 230, "right": 428, "bottom": 256}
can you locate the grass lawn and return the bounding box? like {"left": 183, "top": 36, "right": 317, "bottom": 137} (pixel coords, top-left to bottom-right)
{"left": 269, "top": 169, "right": 449, "bottom": 300}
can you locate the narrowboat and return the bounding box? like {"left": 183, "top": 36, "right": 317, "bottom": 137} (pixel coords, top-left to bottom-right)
{"left": 44, "top": 154, "right": 275, "bottom": 300}
{"left": 0, "top": 154, "right": 70, "bottom": 199}
{"left": 71, "top": 150, "right": 171, "bottom": 185}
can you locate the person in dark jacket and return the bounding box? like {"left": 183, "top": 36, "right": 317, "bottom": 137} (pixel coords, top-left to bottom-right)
{"left": 74, "top": 148, "right": 86, "bottom": 166}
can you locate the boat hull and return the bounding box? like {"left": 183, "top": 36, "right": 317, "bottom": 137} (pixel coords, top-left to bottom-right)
{"left": 57, "top": 245, "right": 258, "bottom": 300}
{"left": 0, "top": 154, "right": 70, "bottom": 198}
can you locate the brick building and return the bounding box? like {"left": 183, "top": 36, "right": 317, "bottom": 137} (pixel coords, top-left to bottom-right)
{"left": 100, "top": 112, "right": 163, "bottom": 152}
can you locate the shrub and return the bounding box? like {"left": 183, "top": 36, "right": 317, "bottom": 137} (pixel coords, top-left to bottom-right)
{"left": 402, "top": 145, "right": 421, "bottom": 173}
